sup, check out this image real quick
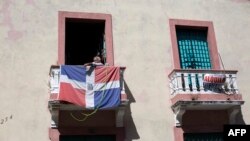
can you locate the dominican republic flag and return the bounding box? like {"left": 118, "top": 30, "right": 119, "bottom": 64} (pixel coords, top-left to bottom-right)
{"left": 59, "top": 65, "right": 121, "bottom": 109}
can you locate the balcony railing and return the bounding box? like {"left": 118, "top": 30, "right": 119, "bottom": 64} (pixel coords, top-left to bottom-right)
{"left": 169, "top": 69, "right": 244, "bottom": 126}
{"left": 48, "top": 65, "right": 128, "bottom": 128}
{"left": 49, "top": 65, "right": 60, "bottom": 95}
{"left": 168, "top": 69, "right": 239, "bottom": 95}
{"left": 49, "top": 65, "right": 128, "bottom": 105}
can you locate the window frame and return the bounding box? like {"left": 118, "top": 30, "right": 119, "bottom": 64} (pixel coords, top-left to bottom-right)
{"left": 58, "top": 11, "right": 114, "bottom": 65}
{"left": 169, "top": 19, "right": 220, "bottom": 70}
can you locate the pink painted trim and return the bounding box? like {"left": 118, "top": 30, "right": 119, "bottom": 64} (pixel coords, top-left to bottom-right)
{"left": 50, "top": 94, "right": 58, "bottom": 100}
{"left": 169, "top": 19, "right": 220, "bottom": 70}
{"left": 49, "top": 127, "right": 124, "bottom": 141}
{"left": 169, "top": 20, "right": 180, "bottom": 69}
{"left": 173, "top": 127, "right": 184, "bottom": 141}
{"left": 58, "top": 11, "right": 114, "bottom": 65}
{"left": 121, "top": 94, "right": 128, "bottom": 101}
{"left": 49, "top": 128, "right": 60, "bottom": 141}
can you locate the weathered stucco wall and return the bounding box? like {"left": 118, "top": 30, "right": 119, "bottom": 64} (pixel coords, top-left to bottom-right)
{"left": 0, "top": 0, "right": 250, "bottom": 141}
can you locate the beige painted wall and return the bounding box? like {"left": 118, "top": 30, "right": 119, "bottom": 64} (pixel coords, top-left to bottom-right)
{"left": 0, "top": 0, "right": 250, "bottom": 141}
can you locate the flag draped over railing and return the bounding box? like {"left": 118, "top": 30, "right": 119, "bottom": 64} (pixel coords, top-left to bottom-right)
{"left": 58, "top": 65, "right": 121, "bottom": 109}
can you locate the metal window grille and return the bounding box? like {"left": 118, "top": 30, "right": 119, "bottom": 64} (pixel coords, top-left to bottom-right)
{"left": 176, "top": 28, "right": 212, "bottom": 69}
{"left": 184, "top": 133, "right": 223, "bottom": 141}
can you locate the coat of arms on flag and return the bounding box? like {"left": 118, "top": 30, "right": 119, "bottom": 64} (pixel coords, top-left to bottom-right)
{"left": 58, "top": 65, "right": 121, "bottom": 109}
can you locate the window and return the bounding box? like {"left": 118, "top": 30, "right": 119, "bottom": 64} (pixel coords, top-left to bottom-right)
{"left": 60, "top": 135, "right": 116, "bottom": 141}
{"left": 65, "top": 19, "right": 105, "bottom": 65}
{"left": 169, "top": 19, "right": 220, "bottom": 70}
{"left": 58, "top": 11, "right": 114, "bottom": 65}
{"left": 184, "top": 133, "right": 223, "bottom": 141}
{"left": 176, "top": 28, "right": 211, "bottom": 69}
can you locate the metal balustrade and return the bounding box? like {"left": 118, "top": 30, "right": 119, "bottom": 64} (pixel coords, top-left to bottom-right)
{"left": 168, "top": 69, "right": 239, "bottom": 95}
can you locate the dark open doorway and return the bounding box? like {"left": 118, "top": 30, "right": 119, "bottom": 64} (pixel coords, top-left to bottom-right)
{"left": 65, "top": 18, "right": 105, "bottom": 65}
{"left": 60, "top": 135, "right": 116, "bottom": 141}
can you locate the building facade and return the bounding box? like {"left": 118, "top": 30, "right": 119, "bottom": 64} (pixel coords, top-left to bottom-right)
{"left": 1, "top": 0, "right": 250, "bottom": 141}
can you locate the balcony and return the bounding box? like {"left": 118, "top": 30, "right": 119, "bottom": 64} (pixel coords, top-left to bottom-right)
{"left": 48, "top": 65, "right": 128, "bottom": 128}
{"left": 168, "top": 69, "right": 244, "bottom": 126}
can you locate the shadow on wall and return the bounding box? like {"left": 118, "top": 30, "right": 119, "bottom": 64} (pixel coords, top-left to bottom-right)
{"left": 236, "top": 109, "right": 246, "bottom": 125}
{"left": 124, "top": 81, "right": 140, "bottom": 141}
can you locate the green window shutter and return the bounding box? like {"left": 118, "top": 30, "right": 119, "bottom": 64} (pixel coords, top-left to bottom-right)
{"left": 184, "top": 133, "right": 223, "bottom": 141}
{"left": 176, "top": 28, "right": 212, "bottom": 70}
